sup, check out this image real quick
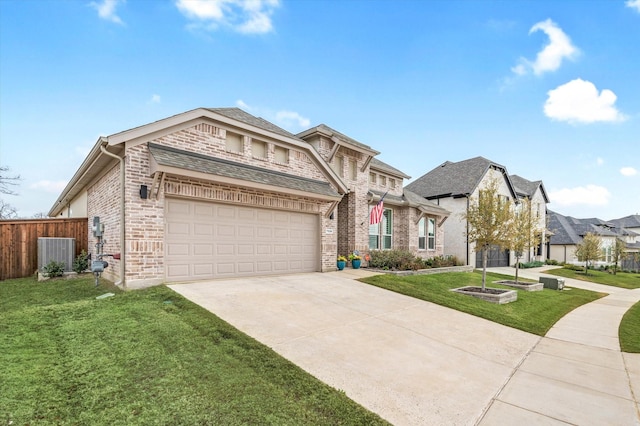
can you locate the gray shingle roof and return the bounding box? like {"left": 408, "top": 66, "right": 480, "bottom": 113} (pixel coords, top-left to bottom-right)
{"left": 368, "top": 189, "right": 450, "bottom": 216}
{"left": 370, "top": 158, "right": 411, "bottom": 179}
{"left": 510, "top": 174, "right": 542, "bottom": 198}
{"left": 148, "top": 143, "right": 340, "bottom": 198}
{"left": 548, "top": 210, "right": 621, "bottom": 245}
{"left": 206, "top": 108, "right": 296, "bottom": 139}
{"left": 405, "top": 156, "right": 514, "bottom": 199}
{"left": 303, "top": 124, "right": 378, "bottom": 153}
{"left": 608, "top": 214, "right": 640, "bottom": 228}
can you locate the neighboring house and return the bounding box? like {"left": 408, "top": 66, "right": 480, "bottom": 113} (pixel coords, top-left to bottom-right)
{"left": 49, "top": 108, "right": 449, "bottom": 289}
{"left": 509, "top": 174, "right": 550, "bottom": 262}
{"left": 547, "top": 211, "right": 639, "bottom": 266}
{"left": 405, "top": 156, "right": 546, "bottom": 267}
{"left": 608, "top": 214, "right": 640, "bottom": 270}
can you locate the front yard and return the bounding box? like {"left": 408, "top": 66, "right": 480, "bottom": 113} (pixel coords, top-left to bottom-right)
{"left": 0, "top": 276, "right": 387, "bottom": 425}
{"left": 543, "top": 267, "right": 640, "bottom": 289}
{"left": 360, "top": 271, "right": 605, "bottom": 336}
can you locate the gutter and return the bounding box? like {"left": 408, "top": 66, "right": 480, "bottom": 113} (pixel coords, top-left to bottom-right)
{"left": 100, "top": 142, "right": 126, "bottom": 290}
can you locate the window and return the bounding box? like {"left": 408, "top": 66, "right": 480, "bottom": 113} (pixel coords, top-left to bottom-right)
{"left": 349, "top": 159, "right": 357, "bottom": 180}
{"left": 428, "top": 218, "right": 436, "bottom": 250}
{"left": 380, "top": 176, "right": 387, "bottom": 186}
{"left": 225, "top": 131, "right": 243, "bottom": 153}
{"left": 251, "top": 139, "right": 267, "bottom": 159}
{"left": 369, "top": 208, "right": 393, "bottom": 250}
{"left": 390, "top": 178, "right": 396, "bottom": 189}
{"left": 369, "top": 172, "right": 376, "bottom": 184}
{"left": 334, "top": 155, "right": 345, "bottom": 178}
{"left": 418, "top": 217, "right": 426, "bottom": 250}
{"left": 274, "top": 146, "right": 289, "bottom": 164}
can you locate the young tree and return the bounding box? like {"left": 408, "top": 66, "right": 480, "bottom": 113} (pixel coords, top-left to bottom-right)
{"left": 0, "top": 165, "right": 21, "bottom": 195}
{"left": 611, "top": 238, "right": 626, "bottom": 275}
{"left": 0, "top": 199, "right": 18, "bottom": 219}
{"left": 463, "top": 177, "right": 514, "bottom": 291}
{"left": 574, "top": 232, "right": 602, "bottom": 275}
{"left": 510, "top": 197, "right": 542, "bottom": 283}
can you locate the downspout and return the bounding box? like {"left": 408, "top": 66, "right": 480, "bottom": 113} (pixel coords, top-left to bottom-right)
{"left": 100, "top": 142, "right": 126, "bottom": 290}
{"left": 466, "top": 194, "right": 470, "bottom": 266}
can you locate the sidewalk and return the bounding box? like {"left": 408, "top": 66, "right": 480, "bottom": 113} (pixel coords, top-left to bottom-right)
{"left": 480, "top": 267, "right": 640, "bottom": 425}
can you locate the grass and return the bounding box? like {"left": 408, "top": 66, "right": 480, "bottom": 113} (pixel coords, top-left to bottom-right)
{"left": 360, "top": 271, "right": 605, "bottom": 336}
{"left": 0, "top": 276, "right": 388, "bottom": 425}
{"left": 620, "top": 301, "right": 640, "bottom": 353}
{"left": 543, "top": 267, "right": 640, "bottom": 289}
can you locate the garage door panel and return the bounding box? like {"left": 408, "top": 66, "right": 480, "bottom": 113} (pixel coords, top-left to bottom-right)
{"left": 165, "top": 198, "right": 318, "bottom": 282}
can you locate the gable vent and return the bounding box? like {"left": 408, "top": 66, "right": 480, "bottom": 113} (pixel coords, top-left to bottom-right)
{"left": 38, "top": 238, "right": 75, "bottom": 272}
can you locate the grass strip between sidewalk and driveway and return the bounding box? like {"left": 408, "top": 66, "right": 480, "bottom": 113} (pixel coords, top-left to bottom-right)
{"left": 620, "top": 300, "right": 640, "bottom": 353}
{"left": 0, "top": 276, "right": 388, "bottom": 425}
{"left": 543, "top": 268, "right": 640, "bottom": 289}
{"left": 360, "top": 271, "right": 605, "bottom": 336}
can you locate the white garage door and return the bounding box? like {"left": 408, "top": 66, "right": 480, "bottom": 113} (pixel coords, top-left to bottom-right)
{"left": 165, "top": 198, "right": 319, "bottom": 282}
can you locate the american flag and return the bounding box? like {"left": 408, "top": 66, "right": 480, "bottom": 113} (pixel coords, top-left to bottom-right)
{"left": 369, "top": 192, "right": 387, "bottom": 225}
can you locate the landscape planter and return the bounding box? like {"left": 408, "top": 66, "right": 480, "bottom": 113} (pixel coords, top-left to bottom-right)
{"left": 451, "top": 286, "right": 518, "bottom": 304}
{"left": 337, "top": 260, "right": 346, "bottom": 271}
{"left": 494, "top": 280, "right": 543, "bottom": 292}
{"left": 351, "top": 259, "right": 361, "bottom": 269}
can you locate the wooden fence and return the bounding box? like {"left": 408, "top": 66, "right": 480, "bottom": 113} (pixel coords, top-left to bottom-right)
{"left": 0, "top": 218, "right": 88, "bottom": 280}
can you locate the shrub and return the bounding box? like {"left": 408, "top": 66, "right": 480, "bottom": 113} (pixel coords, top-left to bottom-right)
{"left": 517, "top": 260, "right": 545, "bottom": 269}
{"left": 545, "top": 259, "right": 559, "bottom": 265}
{"left": 563, "top": 264, "right": 584, "bottom": 271}
{"left": 73, "top": 250, "right": 89, "bottom": 274}
{"left": 42, "top": 260, "right": 66, "bottom": 277}
{"left": 368, "top": 251, "right": 463, "bottom": 271}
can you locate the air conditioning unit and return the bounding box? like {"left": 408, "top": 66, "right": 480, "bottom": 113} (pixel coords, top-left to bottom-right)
{"left": 38, "top": 238, "right": 76, "bottom": 272}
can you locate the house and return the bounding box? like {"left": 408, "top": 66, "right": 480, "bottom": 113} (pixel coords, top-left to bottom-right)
{"left": 547, "top": 211, "right": 640, "bottom": 268}
{"left": 405, "top": 156, "right": 548, "bottom": 267}
{"left": 509, "top": 174, "right": 550, "bottom": 261}
{"left": 49, "top": 108, "right": 449, "bottom": 289}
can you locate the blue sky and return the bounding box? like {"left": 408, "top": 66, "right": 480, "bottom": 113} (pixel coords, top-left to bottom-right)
{"left": 1, "top": 0, "right": 639, "bottom": 220}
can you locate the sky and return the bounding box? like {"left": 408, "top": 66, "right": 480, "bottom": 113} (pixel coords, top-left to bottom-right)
{"left": 1, "top": 0, "right": 639, "bottom": 220}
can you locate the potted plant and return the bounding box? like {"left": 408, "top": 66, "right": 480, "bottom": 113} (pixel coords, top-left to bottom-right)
{"left": 348, "top": 253, "right": 362, "bottom": 269}
{"left": 337, "top": 255, "right": 347, "bottom": 270}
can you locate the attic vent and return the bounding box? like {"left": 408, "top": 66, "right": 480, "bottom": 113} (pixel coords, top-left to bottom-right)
{"left": 195, "top": 123, "right": 221, "bottom": 136}
{"left": 38, "top": 238, "right": 75, "bottom": 272}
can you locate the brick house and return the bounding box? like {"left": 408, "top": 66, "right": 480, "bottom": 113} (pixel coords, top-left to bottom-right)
{"left": 49, "top": 108, "right": 449, "bottom": 288}
{"left": 405, "top": 156, "right": 548, "bottom": 267}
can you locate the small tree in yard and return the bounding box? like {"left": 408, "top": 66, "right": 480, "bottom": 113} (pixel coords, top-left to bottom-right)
{"left": 463, "top": 177, "right": 514, "bottom": 291}
{"left": 574, "top": 232, "right": 602, "bottom": 275}
{"left": 611, "top": 238, "right": 626, "bottom": 275}
{"left": 510, "top": 197, "right": 542, "bottom": 283}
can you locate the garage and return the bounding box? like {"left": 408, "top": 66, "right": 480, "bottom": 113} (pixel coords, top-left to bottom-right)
{"left": 475, "top": 245, "right": 510, "bottom": 268}
{"left": 165, "top": 198, "right": 319, "bottom": 282}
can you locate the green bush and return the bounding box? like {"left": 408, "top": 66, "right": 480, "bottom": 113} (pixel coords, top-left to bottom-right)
{"left": 563, "top": 264, "right": 584, "bottom": 271}
{"left": 73, "top": 250, "right": 89, "bottom": 274}
{"left": 42, "top": 260, "right": 66, "bottom": 277}
{"left": 368, "top": 251, "right": 463, "bottom": 271}
{"left": 517, "top": 260, "right": 545, "bottom": 269}
{"left": 545, "top": 259, "right": 559, "bottom": 265}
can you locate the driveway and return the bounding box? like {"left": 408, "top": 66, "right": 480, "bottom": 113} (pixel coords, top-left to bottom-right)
{"left": 169, "top": 271, "right": 540, "bottom": 425}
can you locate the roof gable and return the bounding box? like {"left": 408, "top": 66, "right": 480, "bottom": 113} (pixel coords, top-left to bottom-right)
{"left": 405, "top": 156, "right": 517, "bottom": 199}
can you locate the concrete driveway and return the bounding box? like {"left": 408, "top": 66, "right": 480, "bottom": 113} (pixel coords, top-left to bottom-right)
{"left": 169, "top": 271, "right": 540, "bottom": 425}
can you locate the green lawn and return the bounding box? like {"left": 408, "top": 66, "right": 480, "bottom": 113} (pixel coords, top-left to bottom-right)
{"left": 544, "top": 267, "right": 640, "bottom": 289}
{"left": 620, "top": 301, "right": 640, "bottom": 353}
{"left": 0, "top": 276, "right": 387, "bottom": 425}
{"left": 360, "top": 271, "right": 605, "bottom": 336}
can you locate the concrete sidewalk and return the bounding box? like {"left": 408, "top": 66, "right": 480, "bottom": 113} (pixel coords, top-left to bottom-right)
{"left": 481, "top": 267, "right": 640, "bottom": 425}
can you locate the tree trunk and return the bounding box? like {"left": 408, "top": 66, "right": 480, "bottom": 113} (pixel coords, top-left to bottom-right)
{"left": 514, "top": 255, "right": 520, "bottom": 283}
{"left": 482, "top": 246, "right": 488, "bottom": 291}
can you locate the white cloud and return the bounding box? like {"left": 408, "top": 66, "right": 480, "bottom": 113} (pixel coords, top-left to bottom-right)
{"left": 30, "top": 180, "right": 68, "bottom": 193}
{"left": 275, "top": 110, "right": 311, "bottom": 129}
{"left": 176, "top": 0, "right": 280, "bottom": 34}
{"left": 150, "top": 94, "right": 161, "bottom": 103}
{"left": 544, "top": 78, "right": 626, "bottom": 124}
{"left": 596, "top": 157, "right": 604, "bottom": 166}
{"left": 512, "top": 19, "right": 579, "bottom": 76}
{"left": 235, "top": 99, "right": 251, "bottom": 110}
{"left": 91, "top": 0, "right": 125, "bottom": 25}
{"left": 626, "top": 0, "right": 640, "bottom": 13}
{"left": 621, "top": 167, "right": 638, "bottom": 176}
{"left": 549, "top": 185, "right": 611, "bottom": 207}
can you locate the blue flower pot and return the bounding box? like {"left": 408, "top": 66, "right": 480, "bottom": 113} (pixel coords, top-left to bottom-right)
{"left": 337, "top": 260, "right": 346, "bottom": 270}
{"left": 351, "top": 259, "right": 361, "bottom": 269}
